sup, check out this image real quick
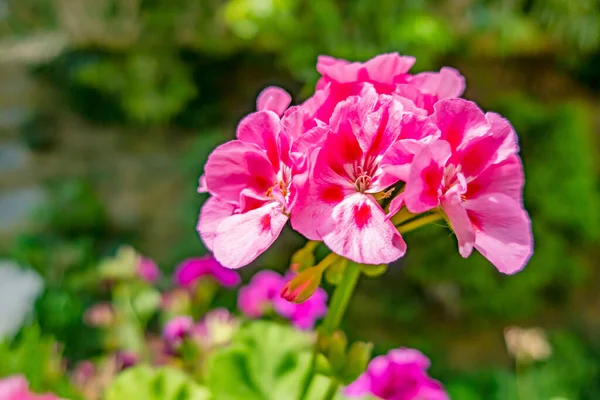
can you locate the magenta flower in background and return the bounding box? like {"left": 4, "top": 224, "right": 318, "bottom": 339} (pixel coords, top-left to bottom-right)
{"left": 401, "top": 98, "right": 533, "bottom": 274}
{"left": 0, "top": 375, "right": 63, "bottom": 400}
{"left": 163, "top": 316, "right": 194, "bottom": 346}
{"left": 237, "top": 270, "right": 284, "bottom": 318}
{"left": 238, "top": 270, "right": 327, "bottom": 330}
{"left": 346, "top": 348, "right": 448, "bottom": 400}
{"left": 174, "top": 256, "right": 241, "bottom": 288}
{"left": 137, "top": 256, "right": 160, "bottom": 283}
{"left": 114, "top": 351, "right": 139, "bottom": 371}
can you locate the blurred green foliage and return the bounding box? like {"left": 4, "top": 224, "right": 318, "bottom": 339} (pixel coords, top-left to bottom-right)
{"left": 0, "top": 325, "right": 81, "bottom": 399}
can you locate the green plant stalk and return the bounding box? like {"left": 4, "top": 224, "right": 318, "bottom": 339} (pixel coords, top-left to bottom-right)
{"left": 397, "top": 212, "right": 443, "bottom": 233}
{"left": 298, "top": 262, "right": 361, "bottom": 400}
{"left": 323, "top": 380, "right": 340, "bottom": 400}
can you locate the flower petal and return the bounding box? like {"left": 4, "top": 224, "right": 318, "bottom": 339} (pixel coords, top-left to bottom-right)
{"left": 404, "top": 140, "right": 452, "bottom": 213}
{"left": 441, "top": 186, "right": 475, "bottom": 258}
{"left": 465, "top": 193, "right": 533, "bottom": 274}
{"left": 212, "top": 202, "right": 288, "bottom": 269}
{"left": 204, "top": 140, "right": 275, "bottom": 203}
{"left": 431, "top": 98, "right": 488, "bottom": 151}
{"left": 486, "top": 111, "right": 519, "bottom": 163}
{"left": 465, "top": 155, "right": 525, "bottom": 204}
{"left": 410, "top": 67, "right": 466, "bottom": 100}
{"left": 363, "top": 53, "right": 416, "bottom": 83}
{"left": 197, "top": 197, "right": 236, "bottom": 251}
{"left": 256, "top": 86, "right": 292, "bottom": 117}
{"left": 236, "top": 111, "right": 282, "bottom": 169}
{"left": 320, "top": 193, "right": 406, "bottom": 264}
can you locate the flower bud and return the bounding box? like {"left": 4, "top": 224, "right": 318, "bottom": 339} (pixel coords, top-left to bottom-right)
{"left": 360, "top": 263, "right": 388, "bottom": 278}
{"left": 343, "top": 341, "right": 373, "bottom": 384}
{"left": 327, "top": 330, "right": 348, "bottom": 372}
{"left": 324, "top": 258, "right": 348, "bottom": 285}
{"left": 280, "top": 266, "right": 323, "bottom": 303}
{"left": 290, "top": 241, "right": 318, "bottom": 272}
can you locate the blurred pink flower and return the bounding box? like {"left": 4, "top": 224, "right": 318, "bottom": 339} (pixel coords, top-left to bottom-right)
{"left": 84, "top": 302, "right": 114, "bottom": 327}
{"left": 345, "top": 348, "right": 448, "bottom": 400}
{"left": 114, "top": 351, "right": 139, "bottom": 371}
{"left": 137, "top": 256, "right": 160, "bottom": 283}
{"left": 162, "top": 316, "right": 194, "bottom": 346}
{"left": 402, "top": 98, "right": 532, "bottom": 274}
{"left": 238, "top": 270, "right": 327, "bottom": 330}
{"left": 173, "top": 256, "right": 241, "bottom": 288}
{"left": 0, "top": 375, "right": 63, "bottom": 400}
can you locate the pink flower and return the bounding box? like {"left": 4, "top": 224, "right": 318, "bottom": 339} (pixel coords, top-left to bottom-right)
{"left": 238, "top": 270, "right": 327, "bottom": 330}
{"left": 173, "top": 256, "right": 241, "bottom": 288}
{"left": 345, "top": 348, "right": 448, "bottom": 400}
{"left": 401, "top": 98, "right": 533, "bottom": 274}
{"left": 163, "top": 316, "right": 194, "bottom": 345}
{"left": 114, "top": 351, "right": 139, "bottom": 370}
{"left": 292, "top": 87, "right": 440, "bottom": 264}
{"left": 256, "top": 86, "right": 292, "bottom": 117}
{"left": 137, "top": 256, "right": 160, "bottom": 283}
{"left": 238, "top": 270, "right": 284, "bottom": 318}
{"left": 305, "top": 53, "right": 464, "bottom": 126}
{"left": 0, "top": 376, "right": 63, "bottom": 400}
{"left": 197, "top": 104, "right": 321, "bottom": 268}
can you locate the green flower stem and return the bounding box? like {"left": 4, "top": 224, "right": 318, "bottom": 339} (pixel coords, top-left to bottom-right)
{"left": 298, "top": 261, "right": 361, "bottom": 400}
{"left": 396, "top": 212, "right": 443, "bottom": 233}
{"left": 322, "top": 261, "right": 361, "bottom": 335}
{"left": 323, "top": 380, "right": 340, "bottom": 400}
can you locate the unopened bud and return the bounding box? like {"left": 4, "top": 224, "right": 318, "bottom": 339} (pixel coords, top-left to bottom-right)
{"left": 343, "top": 341, "right": 373, "bottom": 384}
{"left": 325, "top": 257, "right": 348, "bottom": 285}
{"left": 360, "top": 263, "right": 388, "bottom": 278}
{"left": 281, "top": 266, "right": 323, "bottom": 303}
{"left": 290, "top": 241, "right": 318, "bottom": 272}
{"left": 328, "top": 330, "right": 348, "bottom": 372}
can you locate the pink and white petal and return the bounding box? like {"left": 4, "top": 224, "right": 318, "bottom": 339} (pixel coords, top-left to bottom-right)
{"left": 404, "top": 140, "right": 452, "bottom": 213}
{"left": 290, "top": 157, "right": 354, "bottom": 240}
{"left": 466, "top": 155, "right": 524, "bottom": 204}
{"left": 387, "top": 348, "right": 431, "bottom": 369}
{"left": 363, "top": 53, "right": 415, "bottom": 83}
{"left": 410, "top": 67, "right": 466, "bottom": 99}
{"left": 486, "top": 112, "right": 520, "bottom": 163}
{"left": 375, "top": 139, "right": 425, "bottom": 189}
{"left": 441, "top": 186, "right": 475, "bottom": 258}
{"left": 465, "top": 193, "right": 533, "bottom": 274}
{"left": 431, "top": 99, "right": 488, "bottom": 151}
{"left": 256, "top": 86, "right": 292, "bottom": 117}
{"left": 320, "top": 193, "right": 406, "bottom": 265}
{"left": 212, "top": 202, "right": 288, "bottom": 269}
{"left": 386, "top": 193, "right": 405, "bottom": 219}
{"left": 204, "top": 140, "right": 276, "bottom": 203}
{"left": 197, "top": 197, "right": 237, "bottom": 251}
{"left": 236, "top": 111, "right": 282, "bottom": 168}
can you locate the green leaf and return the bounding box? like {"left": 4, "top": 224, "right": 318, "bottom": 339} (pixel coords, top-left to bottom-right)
{"left": 105, "top": 366, "right": 211, "bottom": 400}
{"left": 207, "top": 321, "right": 316, "bottom": 400}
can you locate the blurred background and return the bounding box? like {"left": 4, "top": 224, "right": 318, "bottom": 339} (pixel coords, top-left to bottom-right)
{"left": 1, "top": 0, "right": 600, "bottom": 398}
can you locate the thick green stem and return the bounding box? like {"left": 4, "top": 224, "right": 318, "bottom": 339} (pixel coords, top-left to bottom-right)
{"left": 298, "top": 261, "right": 361, "bottom": 400}
{"left": 396, "top": 212, "right": 443, "bottom": 233}
{"left": 322, "top": 262, "right": 361, "bottom": 335}
{"left": 323, "top": 380, "right": 340, "bottom": 400}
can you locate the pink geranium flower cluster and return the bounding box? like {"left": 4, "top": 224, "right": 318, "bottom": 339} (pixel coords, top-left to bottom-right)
{"left": 238, "top": 270, "right": 328, "bottom": 329}
{"left": 198, "top": 53, "right": 532, "bottom": 274}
